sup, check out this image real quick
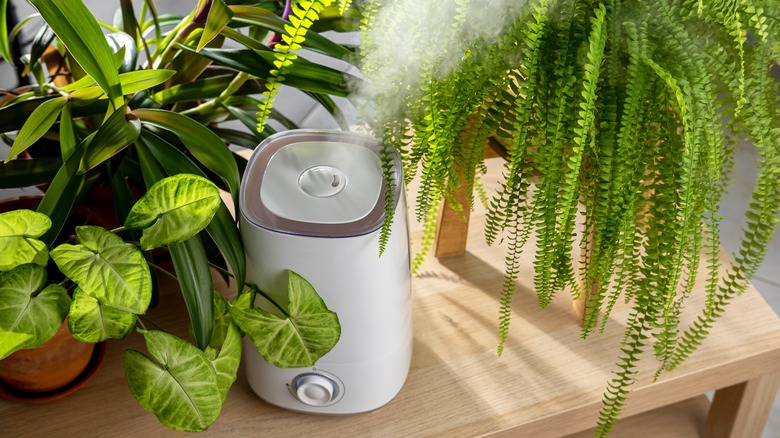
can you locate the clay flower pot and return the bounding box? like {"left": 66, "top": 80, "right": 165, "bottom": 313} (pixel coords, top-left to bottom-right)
{"left": 0, "top": 319, "right": 95, "bottom": 393}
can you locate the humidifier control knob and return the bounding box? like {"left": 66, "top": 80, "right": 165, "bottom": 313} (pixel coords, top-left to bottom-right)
{"left": 291, "top": 373, "right": 340, "bottom": 406}
{"left": 298, "top": 165, "right": 347, "bottom": 198}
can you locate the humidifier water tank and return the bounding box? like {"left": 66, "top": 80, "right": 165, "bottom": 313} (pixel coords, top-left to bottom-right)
{"left": 239, "top": 130, "right": 412, "bottom": 414}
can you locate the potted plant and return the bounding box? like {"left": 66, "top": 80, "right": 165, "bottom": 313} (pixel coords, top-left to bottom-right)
{"left": 356, "top": 0, "right": 779, "bottom": 435}
{"left": 0, "top": 0, "right": 354, "bottom": 431}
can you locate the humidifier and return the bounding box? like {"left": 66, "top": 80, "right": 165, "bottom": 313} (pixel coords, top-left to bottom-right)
{"left": 238, "top": 130, "right": 412, "bottom": 414}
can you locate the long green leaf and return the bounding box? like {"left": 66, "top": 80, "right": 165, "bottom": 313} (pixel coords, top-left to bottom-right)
{"left": 124, "top": 330, "right": 221, "bottom": 432}
{"left": 151, "top": 74, "right": 263, "bottom": 104}
{"left": 198, "top": 0, "right": 233, "bottom": 51}
{"left": 0, "top": 0, "right": 11, "bottom": 64}
{"left": 79, "top": 107, "right": 142, "bottom": 174}
{"left": 230, "top": 271, "right": 341, "bottom": 368}
{"left": 230, "top": 5, "right": 353, "bottom": 60}
{"left": 169, "top": 237, "right": 214, "bottom": 350}
{"left": 134, "top": 109, "right": 240, "bottom": 202}
{"left": 124, "top": 174, "right": 221, "bottom": 250}
{"left": 68, "top": 288, "right": 136, "bottom": 343}
{"left": 0, "top": 96, "right": 56, "bottom": 133}
{"left": 186, "top": 47, "right": 352, "bottom": 97}
{"left": 37, "top": 142, "right": 87, "bottom": 245}
{"left": 63, "top": 69, "right": 176, "bottom": 97}
{"left": 0, "top": 157, "right": 62, "bottom": 188}
{"left": 5, "top": 96, "right": 66, "bottom": 162}
{"left": 30, "top": 0, "right": 123, "bottom": 109}
{"left": 0, "top": 264, "right": 70, "bottom": 359}
{"left": 0, "top": 210, "right": 51, "bottom": 271}
{"left": 139, "top": 131, "right": 246, "bottom": 293}
{"left": 51, "top": 225, "right": 152, "bottom": 314}
{"left": 60, "top": 104, "right": 77, "bottom": 161}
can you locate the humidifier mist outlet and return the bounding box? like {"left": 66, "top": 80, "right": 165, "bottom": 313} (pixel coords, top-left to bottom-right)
{"left": 239, "top": 130, "right": 412, "bottom": 414}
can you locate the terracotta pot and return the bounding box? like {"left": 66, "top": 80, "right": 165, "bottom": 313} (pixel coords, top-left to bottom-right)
{"left": 0, "top": 196, "right": 107, "bottom": 401}
{"left": 0, "top": 319, "right": 95, "bottom": 393}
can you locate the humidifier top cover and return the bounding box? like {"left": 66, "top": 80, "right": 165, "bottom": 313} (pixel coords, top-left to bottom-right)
{"left": 240, "top": 130, "right": 401, "bottom": 237}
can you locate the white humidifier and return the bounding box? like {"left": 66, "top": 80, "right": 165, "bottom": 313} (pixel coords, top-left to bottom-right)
{"left": 239, "top": 130, "right": 412, "bottom": 414}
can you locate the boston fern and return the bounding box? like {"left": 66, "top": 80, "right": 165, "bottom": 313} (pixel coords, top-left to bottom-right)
{"left": 357, "top": 0, "right": 779, "bottom": 435}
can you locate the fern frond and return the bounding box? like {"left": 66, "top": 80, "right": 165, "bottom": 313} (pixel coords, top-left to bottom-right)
{"left": 257, "top": 0, "right": 332, "bottom": 133}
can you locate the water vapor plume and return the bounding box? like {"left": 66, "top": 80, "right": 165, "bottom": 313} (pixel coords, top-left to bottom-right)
{"left": 352, "top": 0, "right": 528, "bottom": 129}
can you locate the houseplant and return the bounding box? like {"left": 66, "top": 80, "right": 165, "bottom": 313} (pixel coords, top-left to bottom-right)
{"left": 0, "top": 0, "right": 354, "bottom": 431}
{"left": 356, "top": 0, "right": 779, "bottom": 435}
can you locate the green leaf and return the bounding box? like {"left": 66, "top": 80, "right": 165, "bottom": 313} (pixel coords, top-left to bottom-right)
{"left": 64, "top": 70, "right": 173, "bottom": 99}
{"left": 79, "top": 107, "right": 141, "bottom": 174}
{"left": 124, "top": 174, "right": 221, "bottom": 250}
{"left": 59, "top": 104, "right": 77, "bottom": 161}
{"left": 123, "top": 330, "right": 222, "bottom": 432}
{"left": 230, "top": 270, "right": 340, "bottom": 368}
{"left": 36, "top": 142, "right": 86, "bottom": 245}
{"left": 134, "top": 109, "right": 241, "bottom": 203}
{"left": 0, "top": 264, "right": 70, "bottom": 359}
{"left": 151, "top": 74, "right": 263, "bottom": 105}
{"left": 30, "top": 0, "right": 123, "bottom": 109}
{"left": 0, "top": 210, "right": 51, "bottom": 271}
{"left": 0, "top": 0, "right": 11, "bottom": 65}
{"left": 188, "top": 47, "right": 353, "bottom": 97}
{"left": 0, "top": 157, "right": 62, "bottom": 188}
{"left": 5, "top": 96, "right": 66, "bottom": 162}
{"left": 169, "top": 236, "right": 214, "bottom": 351}
{"left": 50, "top": 226, "right": 152, "bottom": 314}
{"left": 230, "top": 6, "right": 353, "bottom": 60}
{"left": 198, "top": 0, "right": 233, "bottom": 52}
{"left": 139, "top": 131, "right": 246, "bottom": 294}
{"left": 68, "top": 288, "right": 136, "bottom": 343}
{"left": 205, "top": 294, "right": 241, "bottom": 403}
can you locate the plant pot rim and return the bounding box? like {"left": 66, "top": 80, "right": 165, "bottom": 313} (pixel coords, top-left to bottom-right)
{"left": 0, "top": 341, "right": 106, "bottom": 404}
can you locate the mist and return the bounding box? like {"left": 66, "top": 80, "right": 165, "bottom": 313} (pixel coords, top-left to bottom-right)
{"left": 352, "top": 0, "right": 528, "bottom": 128}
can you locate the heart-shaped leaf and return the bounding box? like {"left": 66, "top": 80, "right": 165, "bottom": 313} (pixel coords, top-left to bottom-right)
{"left": 0, "top": 210, "right": 51, "bottom": 271}
{"left": 124, "top": 174, "right": 221, "bottom": 250}
{"left": 230, "top": 270, "right": 340, "bottom": 368}
{"left": 68, "top": 288, "right": 137, "bottom": 343}
{"left": 205, "top": 294, "right": 241, "bottom": 403}
{"left": 51, "top": 226, "right": 151, "bottom": 314}
{"left": 134, "top": 109, "right": 241, "bottom": 203}
{"left": 124, "top": 330, "right": 222, "bottom": 432}
{"left": 0, "top": 264, "right": 70, "bottom": 359}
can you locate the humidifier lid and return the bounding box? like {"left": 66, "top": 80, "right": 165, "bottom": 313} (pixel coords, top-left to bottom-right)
{"left": 261, "top": 141, "right": 382, "bottom": 224}
{"left": 240, "top": 130, "right": 401, "bottom": 237}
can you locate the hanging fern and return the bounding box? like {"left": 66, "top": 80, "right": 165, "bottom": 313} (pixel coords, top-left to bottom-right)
{"left": 357, "top": 0, "right": 780, "bottom": 434}
{"left": 256, "top": 0, "right": 332, "bottom": 133}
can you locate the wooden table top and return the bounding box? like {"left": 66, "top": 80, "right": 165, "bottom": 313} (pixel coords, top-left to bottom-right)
{"left": 4, "top": 158, "right": 780, "bottom": 437}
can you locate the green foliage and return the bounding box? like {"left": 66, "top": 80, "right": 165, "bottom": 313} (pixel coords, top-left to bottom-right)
{"left": 256, "top": 0, "right": 333, "bottom": 133}
{"left": 124, "top": 329, "right": 224, "bottom": 432}
{"left": 0, "top": 264, "right": 70, "bottom": 359}
{"left": 360, "top": 0, "right": 780, "bottom": 434}
{"left": 230, "top": 270, "right": 341, "bottom": 368}
{"left": 0, "top": 210, "right": 51, "bottom": 270}
{"left": 124, "top": 174, "right": 222, "bottom": 250}
{"left": 1, "top": 0, "right": 354, "bottom": 432}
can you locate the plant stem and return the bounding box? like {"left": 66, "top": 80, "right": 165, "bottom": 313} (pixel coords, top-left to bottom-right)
{"left": 254, "top": 287, "right": 290, "bottom": 318}
{"left": 149, "top": 262, "right": 178, "bottom": 282}
{"left": 209, "top": 262, "right": 235, "bottom": 278}
{"left": 267, "top": 0, "right": 293, "bottom": 47}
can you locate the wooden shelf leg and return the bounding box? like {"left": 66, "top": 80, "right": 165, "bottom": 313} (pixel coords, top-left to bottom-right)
{"left": 434, "top": 193, "right": 471, "bottom": 258}
{"left": 703, "top": 372, "right": 780, "bottom": 438}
